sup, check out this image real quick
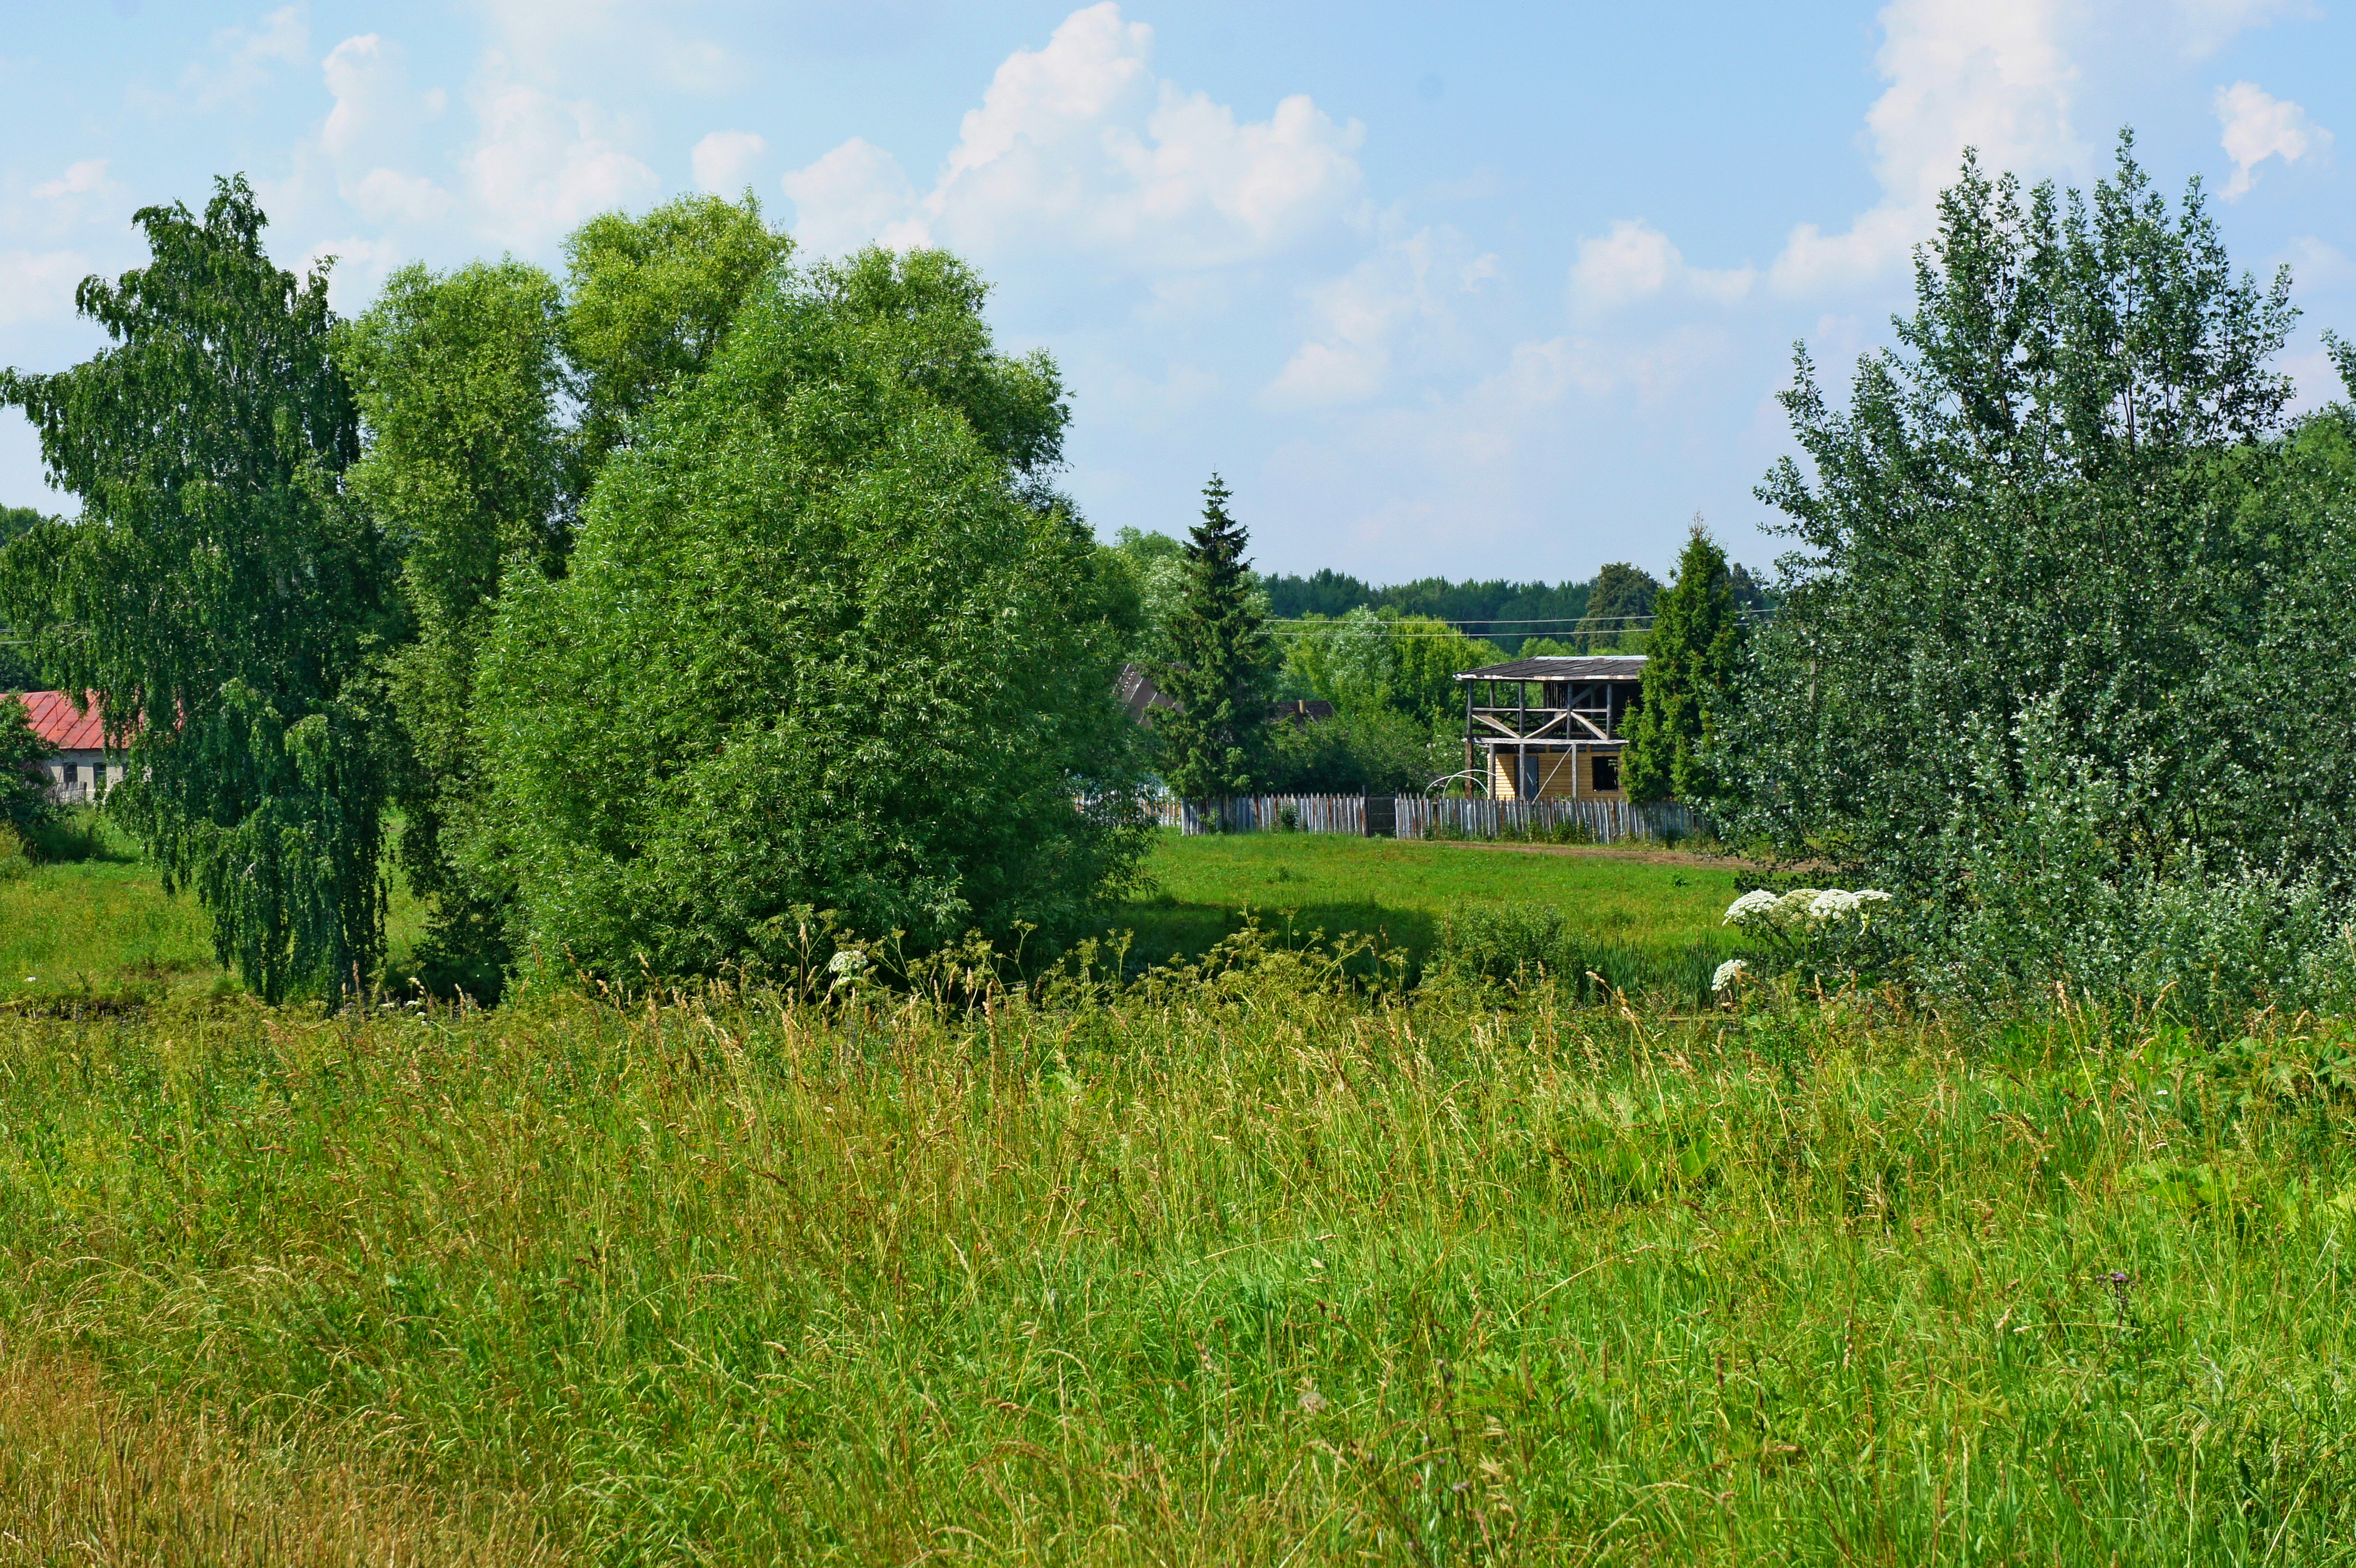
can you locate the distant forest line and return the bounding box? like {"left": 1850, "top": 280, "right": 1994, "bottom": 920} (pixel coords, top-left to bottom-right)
{"left": 1258, "top": 558, "right": 1773, "bottom": 655}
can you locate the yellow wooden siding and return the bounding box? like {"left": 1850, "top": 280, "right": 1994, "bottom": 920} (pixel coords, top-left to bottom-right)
{"left": 1488, "top": 748, "right": 1628, "bottom": 802}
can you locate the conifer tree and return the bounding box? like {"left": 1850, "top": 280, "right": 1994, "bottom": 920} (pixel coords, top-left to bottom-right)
{"left": 1153, "top": 475, "right": 1274, "bottom": 803}
{"left": 1623, "top": 521, "right": 1744, "bottom": 803}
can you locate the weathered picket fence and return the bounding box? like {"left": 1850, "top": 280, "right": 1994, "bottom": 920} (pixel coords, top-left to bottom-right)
{"left": 1147, "top": 794, "right": 1707, "bottom": 844}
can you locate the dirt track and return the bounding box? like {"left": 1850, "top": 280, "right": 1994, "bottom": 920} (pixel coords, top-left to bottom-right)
{"left": 1420, "top": 837, "right": 1755, "bottom": 870}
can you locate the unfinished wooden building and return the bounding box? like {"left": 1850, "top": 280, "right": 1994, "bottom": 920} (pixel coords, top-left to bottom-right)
{"left": 1456, "top": 655, "right": 1646, "bottom": 801}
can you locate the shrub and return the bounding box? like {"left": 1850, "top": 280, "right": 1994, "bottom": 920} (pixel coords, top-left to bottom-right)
{"left": 474, "top": 249, "right": 1151, "bottom": 981}
{"left": 1434, "top": 900, "right": 1565, "bottom": 987}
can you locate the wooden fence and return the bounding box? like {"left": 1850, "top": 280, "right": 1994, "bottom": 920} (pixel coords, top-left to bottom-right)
{"left": 1147, "top": 794, "right": 1707, "bottom": 844}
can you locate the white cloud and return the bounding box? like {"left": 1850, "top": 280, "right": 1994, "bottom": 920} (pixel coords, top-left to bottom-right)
{"left": 2169, "top": 0, "right": 2311, "bottom": 57}
{"left": 183, "top": 6, "right": 308, "bottom": 111}
{"left": 2284, "top": 235, "right": 2353, "bottom": 291}
{"left": 315, "top": 34, "right": 456, "bottom": 228}
{"left": 349, "top": 167, "right": 455, "bottom": 225}
{"left": 303, "top": 235, "right": 405, "bottom": 316}
{"left": 321, "top": 34, "right": 434, "bottom": 161}
{"left": 691, "top": 130, "right": 768, "bottom": 194}
{"left": 31, "top": 160, "right": 112, "bottom": 200}
{"left": 0, "top": 250, "right": 89, "bottom": 327}
{"left": 1265, "top": 225, "right": 1499, "bottom": 409}
{"left": 474, "top": 0, "right": 745, "bottom": 94}
{"left": 781, "top": 4, "right": 1364, "bottom": 268}
{"left": 463, "top": 78, "right": 659, "bottom": 247}
{"left": 2214, "top": 81, "right": 2331, "bottom": 197}
{"left": 1769, "top": 0, "right": 2085, "bottom": 295}
{"left": 779, "top": 138, "right": 928, "bottom": 257}
{"left": 1569, "top": 220, "right": 1753, "bottom": 310}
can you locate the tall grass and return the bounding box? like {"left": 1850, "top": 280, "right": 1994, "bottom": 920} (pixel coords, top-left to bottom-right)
{"left": 2, "top": 932, "right": 2351, "bottom": 1562}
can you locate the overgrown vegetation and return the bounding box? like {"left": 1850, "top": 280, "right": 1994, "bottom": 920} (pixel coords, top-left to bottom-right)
{"left": 1725, "top": 135, "right": 2356, "bottom": 1020}
{"left": 3, "top": 952, "right": 2353, "bottom": 1562}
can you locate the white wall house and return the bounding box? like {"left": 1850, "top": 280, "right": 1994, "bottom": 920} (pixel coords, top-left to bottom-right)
{"left": 15, "top": 691, "right": 123, "bottom": 805}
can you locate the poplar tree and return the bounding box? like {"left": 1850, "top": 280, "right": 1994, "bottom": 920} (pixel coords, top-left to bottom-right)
{"left": 1724, "top": 133, "right": 2356, "bottom": 1005}
{"left": 1622, "top": 522, "right": 1744, "bottom": 803}
{"left": 1153, "top": 475, "right": 1274, "bottom": 802}
{"left": 0, "top": 176, "right": 391, "bottom": 999}
{"left": 339, "top": 260, "right": 567, "bottom": 996}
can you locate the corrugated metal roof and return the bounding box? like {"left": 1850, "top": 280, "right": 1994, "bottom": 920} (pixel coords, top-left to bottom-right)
{"left": 1455, "top": 655, "right": 1647, "bottom": 681}
{"left": 13, "top": 691, "right": 108, "bottom": 751}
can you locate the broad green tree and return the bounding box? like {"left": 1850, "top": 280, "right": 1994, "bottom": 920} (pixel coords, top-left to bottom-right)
{"left": 1725, "top": 134, "right": 2353, "bottom": 1001}
{"left": 1282, "top": 607, "right": 1501, "bottom": 728}
{"left": 0, "top": 695, "right": 55, "bottom": 833}
{"left": 0, "top": 506, "right": 46, "bottom": 689}
{"left": 562, "top": 192, "right": 795, "bottom": 499}
{"left": 1580, "top": 562, "right": 1660, "bottom": 650}
{"left": 339, "top": 260, "right": 567, "bottom": 995}
{"left": 474, "top": 248, "right": 1144, "bottom": 977}
{"left": 0, "top": 176, "right": 391, "bottom": 1001}
{"left": 1622, "top": 523, "right": 1744, "bottom": 803}
{"left": 1152, "top": 476, "right": 1275, "bottom": 801}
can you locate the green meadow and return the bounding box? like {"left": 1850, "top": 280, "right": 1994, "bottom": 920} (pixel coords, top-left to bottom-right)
{"left": 2, "top": 825, "right": 1736, "bottom": 1008}
{"left": 4, "top": 827, "right": 2353, "bottom": 1564}
{"left": 2, "top": 951, "right": 2353, "bottom": 1563}
{"left": 1118, "top": 829, "right": 1741, "bottom": 968}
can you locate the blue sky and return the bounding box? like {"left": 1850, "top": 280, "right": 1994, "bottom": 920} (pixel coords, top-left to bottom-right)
{"left": 4, "top": 2, "right": 2352, "bottom": 582}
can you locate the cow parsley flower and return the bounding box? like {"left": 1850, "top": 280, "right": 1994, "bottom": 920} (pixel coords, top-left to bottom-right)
{"left": 1810, "top": 889, "right": 1863, "bottom": 920}
{"left": 1712, "top": 958, "right": 1749, "bottom": 993}
{"left": 1724, "top": 890, "right": 1781, "bottom": 926}
{"left": 827, "top": 949, "right": 869, "bottom": 976}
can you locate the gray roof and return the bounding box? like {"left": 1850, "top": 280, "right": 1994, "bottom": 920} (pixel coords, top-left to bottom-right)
{"left": 1456, "top": 655, "right": 1647, "bottom": 682}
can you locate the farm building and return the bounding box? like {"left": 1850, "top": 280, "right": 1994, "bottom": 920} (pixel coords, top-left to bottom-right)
{"left": 1456, "top": 655, "right": 1646, "bottom": 801}
{"left": 12, "top": 691, "right": 122, "bottom": 805}
{"left": 1117, "top": 664, "right": 1334, "bottom": 729}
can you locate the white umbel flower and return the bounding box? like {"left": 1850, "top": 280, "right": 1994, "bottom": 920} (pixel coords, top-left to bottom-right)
{"left": 1724, "top": 890, "right": 1781, "bottom": 925}
{"left": 1712, "top": 958, "right": 1749, "bottom": 993}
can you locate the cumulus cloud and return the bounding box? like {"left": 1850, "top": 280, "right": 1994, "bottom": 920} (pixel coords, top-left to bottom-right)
{"left": 2168, "top": 0, "right": 2310, "bottom": 57}
{"left": 302, "top": 234, "right": 406, "bottom": 315}
{"left": 1265, "top": 226, "right": 1499, "bottom": 409}
{"left": 1770, "top": 0, "right": 2085, "bottom": 295}
{"left": 2214, "top": 81, "right": 2331, "bottom": 197}
{"left": 31, "top": 160, "right": 113, "bottom": 200}
{"left": 781, "top": 3, "right": 1364, "bottom": 267}
{"left": 1569, "top": 220, "right": 1753, "bottom": 310}
{"left": 183, "top": 6, "right": 308, "bottom": 111}
{"left": 0, "top": 250, "right": 90, "bottom": 326}
{"left": 349, "top": 167, "right": 455, "bottom": 225}
{"left": 779, "top": 138, "right": 928, "bottom": 256}
{"left": 474, "top": 0, "right": 745, "bottom": 94}
{"left": 317, "top": 34, "right": 454, "bottom": 227}
{"left": 691, "top": 130, "right": 768, "bottom": 193}
{"left": 463, "top": 77, "right": 659, "bottom": 247}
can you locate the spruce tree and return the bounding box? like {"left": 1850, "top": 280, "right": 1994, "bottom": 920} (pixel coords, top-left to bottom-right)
{"left": 1622, "top": 521, "right": 1744, "bottom": 803}
{"left": 1153, "top": 475, "right": 1273, "bottom": 803}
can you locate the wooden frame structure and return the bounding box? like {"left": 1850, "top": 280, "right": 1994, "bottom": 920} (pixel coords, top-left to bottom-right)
{"left": 1455, "top": 655, "right": 1646, "bottom": 801}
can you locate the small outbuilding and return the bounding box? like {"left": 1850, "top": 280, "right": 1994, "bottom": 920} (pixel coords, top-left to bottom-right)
{"left": 13, "top": 691, "right": 122, "bottom": 805}
{"left": 1455, "top": 655, "right": 1646, "bottom": 801}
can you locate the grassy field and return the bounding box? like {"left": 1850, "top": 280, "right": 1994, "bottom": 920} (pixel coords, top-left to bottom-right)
{"left": 1116, "top": 830, "right": 1741, "bottom": 972}
{"left": 0, "top": 815, "right": 425, "bottom": 1011}
{"left": 2, "top": 958, "right": 2353, "bottom": 1563}
{"left": 2, "top": 826, "right": 1734, "bottom": 1008}
{"left": 7, "top": 827, "right": 2352, "bottom": 1562}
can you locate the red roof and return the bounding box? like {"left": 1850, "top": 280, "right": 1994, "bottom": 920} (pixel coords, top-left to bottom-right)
{"left": 14, "top": 691, "right": 108, "bottom": 751}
